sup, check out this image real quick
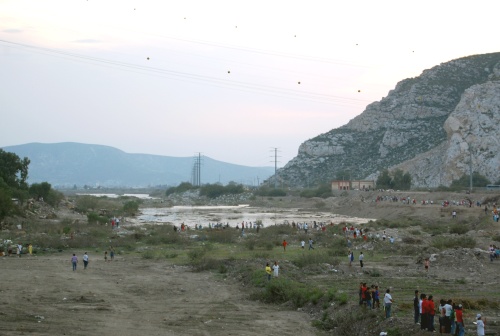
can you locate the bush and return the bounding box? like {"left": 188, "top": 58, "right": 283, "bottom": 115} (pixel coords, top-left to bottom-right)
{"left": 449, "top": 223, "right": 469, "bottom": 235}
{"left": 292, "top": 251, "right": 333, "bottom": 268}
{"left": 326, "top": 288, "right": 349, "bottom": 305}
{"left": 204, "top": 229, "right": 238, "bottom": 244}
{"left": 421, "top": 222, "right": 448, "bottom": 235}
{"left": 402, "top": 236, "right": 422, "bottom": 244}
{"left": 166, "top": 182, "right": 197, "bottom": 196}
{"left": 123, "top": 200, "right": 140, "bottom": 216}
{"left": 199, "top": 183, "right": 244, "bottom": 199}
{"left": 259, "top": 278, "right": 321, "bottom": 307}
{"left": 312, "top": 307, "right": 376, "bottom": 332}
{"left": 87, "top": 212, "right": 108, "bottom": 225}
{"left": 254, "top": 188, "right": 287, "bottom": 197}
{"left": 431, "top": 236, "right": 476, "bottom": 249}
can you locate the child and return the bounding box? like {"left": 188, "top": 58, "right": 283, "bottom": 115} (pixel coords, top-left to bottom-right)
{"left": 272, "top": 261, "right": 279, "bottom": 277}
{"left": 476, "top": 314, "right": 486, "bottom": 336}
{"left": 104, "top": 251, "right": 108, "bottom": 262}
{"left": 424, "top": 258, "right": 430, "bottom": 272}
{"left": 265, "top": 262, "right": 272, "bottom": 281}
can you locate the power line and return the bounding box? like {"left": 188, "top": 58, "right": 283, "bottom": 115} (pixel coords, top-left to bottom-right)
{"left": 0, "top": 39, "right": 373, "bottom": 106}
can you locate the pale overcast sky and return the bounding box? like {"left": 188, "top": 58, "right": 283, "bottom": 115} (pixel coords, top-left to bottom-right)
{"left": 1, "top": 0, "right": 498, "bottom": 167}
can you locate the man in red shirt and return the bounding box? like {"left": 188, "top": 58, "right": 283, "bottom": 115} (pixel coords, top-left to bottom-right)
{"left": 427, "top": 295, "right": 436, "bottom": 332}
{"left": 361, "top": 283, "right": 367, "bottom": 306}
{"left": 455, "top": 304, "right": 465, "bottom": 336}
{"left": 420, "top": 294, "right": 429, "bottom": 330}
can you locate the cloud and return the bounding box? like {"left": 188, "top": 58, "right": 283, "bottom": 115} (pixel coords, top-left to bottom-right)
{"left": 3, "top": 29, "right": 23, "bottom": 33}
{"left": 73, "top": 39, "right": 101, "bottom": 44}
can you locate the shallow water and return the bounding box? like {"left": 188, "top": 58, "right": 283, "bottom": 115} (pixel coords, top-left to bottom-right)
{"left": 76, "top": 193, "right": 158, "bottom": 199}
{"left": 136, "top": 205, "right": 374, "bottom": 228}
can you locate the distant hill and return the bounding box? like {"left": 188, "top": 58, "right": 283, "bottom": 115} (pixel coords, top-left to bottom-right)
{"left": 2, "top": 142, "right": 274, "bottom": 188}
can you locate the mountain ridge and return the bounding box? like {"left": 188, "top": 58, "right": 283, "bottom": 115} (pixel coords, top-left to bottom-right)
{"left": 274, "top": 52, "right": 500, "bottom": 188}
{"left": 2, "top": 142, "right": 274, "bottom": 187}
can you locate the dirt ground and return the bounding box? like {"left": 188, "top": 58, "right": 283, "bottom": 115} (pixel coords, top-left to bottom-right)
{"left": 0, "top": 254, "right": 316, "bottom": 336}
{"left": 1, "top": 190, "right": 499, "bottom": 336}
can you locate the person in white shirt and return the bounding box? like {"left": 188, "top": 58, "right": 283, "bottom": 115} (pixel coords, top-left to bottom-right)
{"left": 83, "top": 252, "right": 89, "bottom": 269}
{"left": 384, "top": 289, "right": 394, "bottom": 318}
{"left": 17, "top": 243, "right": 23, "bottom": 257}
{"left": 476, "top": 314, "right": 486, "bottom": 336}
{"left": 272, "top": 261, "right": 279, "bottom": 277}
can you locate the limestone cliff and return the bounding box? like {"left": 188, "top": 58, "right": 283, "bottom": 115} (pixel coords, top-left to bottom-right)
{"left": 275, "top": 52, "right": 500, "bottom": 188}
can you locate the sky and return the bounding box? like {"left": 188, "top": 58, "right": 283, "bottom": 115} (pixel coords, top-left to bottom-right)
{"left": 1, "top": 0, "right": 499, "bottom": 168}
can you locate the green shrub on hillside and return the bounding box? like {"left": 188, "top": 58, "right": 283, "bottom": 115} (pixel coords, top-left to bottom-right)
{"left": 431, "top": 236, "right": 475, "bottom": 249}
{"left": 449, "top": 223, "right": 469, "bottom": 235}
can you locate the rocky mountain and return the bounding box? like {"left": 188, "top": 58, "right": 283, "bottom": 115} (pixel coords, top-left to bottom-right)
{"left": 2, "top": 142, "right": 274, "bottom": 188}
{"left": 275, "top": 52, "right": 500, "bottom": 188}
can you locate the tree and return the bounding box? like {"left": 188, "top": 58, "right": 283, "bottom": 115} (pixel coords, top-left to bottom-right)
{"left": 45, "top": 189, "right": 64, "bottom": 207}
{"left": 392, "top": 169, "right": 412, "bottom": 190}
{"left": 0, "top": 149, "right": 30, "bottom": 190}
{"left": 29, "top": 182, "right": 52, "bottom": 200}
{"left": 123, "top": 200, "right": 139, "bottom": 216}
{"left": 166, "top": 182, "right": 196, "bottom": 196}
{"left": 0, "top": 149, "right": 30, "bottom": 219}
{"left": 376, "top": 169, "right": 412, "bottom": 190}
{"left": 376, "top": 170, "right": 393, "bottom": 189}
{"left": 450, "top": 172, "right": 491, "bottom": 189}
{"left": 0, "top": 188, "right": 13, "bottom": 223}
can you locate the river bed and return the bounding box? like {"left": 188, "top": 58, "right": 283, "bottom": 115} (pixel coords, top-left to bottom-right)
{"left": 134, "top": 205, "right": 374, "bottom": 228}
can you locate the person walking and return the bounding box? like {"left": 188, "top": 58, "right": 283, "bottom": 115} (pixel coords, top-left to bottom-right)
{"left": 71, "top": 253, "right": 78, "bottom": 271}
{"left": 308, "top": 238, "right": 314, "bottom": 250}
{"left": 359, "top": 252, "right": 364, "bottom": 268}
{"left": 384, "top": 288, "right": 394, "bottom": 318}
{"left": 28, "top": 243, "right": 33, "bottom": 256}
{"left": 83, "top": 252, "right": 89, "bottom": 269}
{"left": 282, "top": 240, "right": 288, "bottom": 252}
{"left": 348, "top": 251, "right": 353, "bottom": 266}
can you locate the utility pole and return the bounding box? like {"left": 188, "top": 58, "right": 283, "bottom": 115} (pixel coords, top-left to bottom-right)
{"left": 469, "top": 147, "right": 473, "bottom": 193}
{"left": 192, "top": 153, "right": 202, "bottom": 187}
{"left": 270, "top": 148, "right": 280, "bottom": 188}
{"left": 198, "top": 152, "right": 201, "bottom": 187}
